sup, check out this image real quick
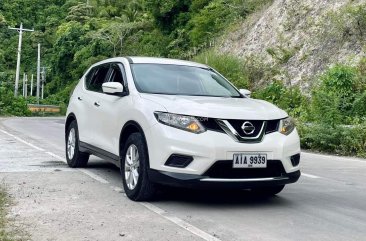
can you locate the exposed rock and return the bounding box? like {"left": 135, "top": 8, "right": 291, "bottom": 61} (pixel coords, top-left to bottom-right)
{"left": 219, "top": 0, "right": 366, "bottom": 87}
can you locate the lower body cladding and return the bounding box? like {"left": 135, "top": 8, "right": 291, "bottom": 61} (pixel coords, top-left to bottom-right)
{"left": 148, "top": 160, "right": 301, "bottom": 189}
{"left": 146, "top": 123, "right": 301, "bottom": 189}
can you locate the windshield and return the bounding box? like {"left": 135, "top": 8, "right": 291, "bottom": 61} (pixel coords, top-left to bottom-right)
{"left": 130, "top": 64, "right": 242, "bottom": 97}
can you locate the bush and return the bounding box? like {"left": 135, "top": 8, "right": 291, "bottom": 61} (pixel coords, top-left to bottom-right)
{"left": 193, "top": 50, "right": 250, "bottom": 88}
{"left": 353, "top": 92, "right": 366, "bottom": 117}
{"left": 0, "top": 87, "right": 31, "bottom": 116}
{"left": 252, "top": 81, "right": 306, "bottom": 118}
{"left": 299, "top": 61, "right": 366, "bottom": 157}
{"left": 188, "top": 1, "right": 232, "bottom": 46}
{"left": 299, "top": 123, "right": 366, "bottom": 157}
{"left": 310, "top": 64, "right": 362, "bottom": 125}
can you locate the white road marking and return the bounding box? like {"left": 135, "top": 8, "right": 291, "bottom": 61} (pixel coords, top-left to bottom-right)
{"left": 0, "top": 168, "right": 74, "bottom": 173}
{"left": 0, "top": 129, "right": 109, "bottom": 184}
{"left": 0, "top": 129, "right": 45, "bottom": 151}
{"left": 302, "top": 173, "right": 321, "bottom": 179}
{"left": 1, "top": 127, "right": 223, "bottom": 241}
{"left": 140, "top": 202, "right": 222, "bottom": 241}
{"left": 46, "top": 152, "right": 110, "bottom": 184}
{"left": 78, "top": 169, "right": 110, "bottom": 184}
{"left": 46, "top": 151, "right": 67, "bottom": 163}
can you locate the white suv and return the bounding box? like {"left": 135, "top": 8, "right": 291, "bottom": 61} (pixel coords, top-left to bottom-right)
{"left": 65, "top": 57, "right": 301, "bottom": 201}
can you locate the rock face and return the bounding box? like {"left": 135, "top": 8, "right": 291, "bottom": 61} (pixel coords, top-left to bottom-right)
{"left": 219, "top": 0, "right": 366, "bottom": 87}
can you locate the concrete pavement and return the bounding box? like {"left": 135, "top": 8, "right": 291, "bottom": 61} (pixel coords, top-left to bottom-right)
{"left": 0, "top": 117, "right": 365, "bottom": 241}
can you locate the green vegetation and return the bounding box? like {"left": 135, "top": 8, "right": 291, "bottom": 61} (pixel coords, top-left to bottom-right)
{"left": 0, "top": 0, "right": 266, "bottom": 113}
{"left": 0, "top": 86, "right": 30, "bottom": 116}
{"left": 0, "top": 0, "right": 365, "bottom": 157}
{"left": 256, "top": 59, "right": 366, "bottom": 157}
{"left": 323, "top": 3, "right": 366, "bottom": 43}
{"left": 300, "top": 61, "right": 366, "bottom": 157}
{"left": 194, "top": 50, "right": 366, "bottom": 157}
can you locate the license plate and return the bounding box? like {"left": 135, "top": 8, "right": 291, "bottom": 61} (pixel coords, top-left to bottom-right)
{"left": 233, "top": 154, "right": 267, "bottom": 168}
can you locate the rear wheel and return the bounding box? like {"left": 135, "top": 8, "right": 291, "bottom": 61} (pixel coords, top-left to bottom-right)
{"left": 251, "top": 185, "right": 285, "bottom": 196}
{"left": 65, "top": 120, "right": 89, "bottom": 167}
{"left": 120, "top": 133, "right": 155, "bottom": 201}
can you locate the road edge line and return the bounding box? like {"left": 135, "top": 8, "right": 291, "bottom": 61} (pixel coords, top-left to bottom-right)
{"left": 140, "top": 202, "right": 222, "bottom": 241}
{"left": 0, "top": 129, "right": 109, "bottom": 184}
{"left": 1, "top": 128, "right": 222, "bottom": 241}
{"left": 302, "top": 173, "right": 320, "bottom": 179}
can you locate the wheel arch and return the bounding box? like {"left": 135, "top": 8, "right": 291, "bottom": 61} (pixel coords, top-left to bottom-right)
{"left": 65, "top": 113, "right": 77, "bottom": 135}
{"left": 119, "top": 121, "right": 150, "bottom": 167}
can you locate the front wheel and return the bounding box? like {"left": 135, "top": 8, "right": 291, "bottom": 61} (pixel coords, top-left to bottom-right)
{"left": 120, "top": 133, "right": 156, "bottom": 201}
{"left": 65, "top": 120, "right": 89, "bottom": 168}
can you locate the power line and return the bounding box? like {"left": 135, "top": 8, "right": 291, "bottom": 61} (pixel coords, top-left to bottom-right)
{"left": 8, "top": 23, "right": 34, "bottom": 97}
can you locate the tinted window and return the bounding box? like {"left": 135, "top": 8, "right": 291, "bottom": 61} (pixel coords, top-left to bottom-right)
{"left": 109, "top": 65, "right": 124, "bottom": 85}
{"left": 86, "top": 65, "right": 110, "bottom": 92}
{"left": 130, "top": 64, "right": 241, "bottom": 97}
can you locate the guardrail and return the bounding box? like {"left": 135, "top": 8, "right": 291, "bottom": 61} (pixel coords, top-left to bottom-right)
{"left": 27, "top": 104, "right": 61, "bottom": 113}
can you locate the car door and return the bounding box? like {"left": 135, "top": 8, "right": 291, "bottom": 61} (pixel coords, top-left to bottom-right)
{"left": 93, "top": 63, "right": 131, "bottom": 156}
{"left": 81, "top": 64, "right": 111, "bottom": 147}
{"left": 75, "top": 69, "right": 95, "bottom": 144}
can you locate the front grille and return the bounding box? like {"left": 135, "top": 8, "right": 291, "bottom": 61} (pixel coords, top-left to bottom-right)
{"left": 227, "top": 119, "right": 264, "bottom": 138}
{"left": 203, "top": 160, "right": 286, "bottom": 179}
{"left": 200, "top": 118, "right": 224, "bottom": 132}
{"left": 266, "top": 119, "right": 280, "bottom": 134}
{"left": 199, "top": 117, "right": 281, "bottom": 143}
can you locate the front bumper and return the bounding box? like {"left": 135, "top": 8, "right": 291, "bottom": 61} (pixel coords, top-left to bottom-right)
{"left": 145, "top": 123, "right": 301, "bottom": 176}
{"left": 149, "top": 169, "right": 301, "bottom": 189}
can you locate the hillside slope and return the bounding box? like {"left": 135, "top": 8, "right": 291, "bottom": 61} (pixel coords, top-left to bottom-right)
{"left": 219, "top": 0, "right": 366, "bottom": 88}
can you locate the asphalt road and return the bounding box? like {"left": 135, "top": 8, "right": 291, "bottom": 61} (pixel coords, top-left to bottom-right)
{"left": 0, "top": 117, "right": 365, "bottom": 241}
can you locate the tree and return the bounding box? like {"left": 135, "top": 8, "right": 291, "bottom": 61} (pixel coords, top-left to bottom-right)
{"left": 91, "top": 21, "right": 141, "bottom": 56}
{"left": 66, "top": 3, "right": 94, "bottom": 23}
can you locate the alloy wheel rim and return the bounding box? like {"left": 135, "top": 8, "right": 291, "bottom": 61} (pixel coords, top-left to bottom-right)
{"left": 67, "top": 128, "right": 76, "bottom": 160}
{"left": 124, "top": 144, "right": 140, "bottom": 190}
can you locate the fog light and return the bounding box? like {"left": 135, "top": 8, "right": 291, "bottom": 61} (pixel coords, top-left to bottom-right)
{"left": 290, "top": 154, "right": 300, "bottom": 166}
{"left": 165, "top": 154, "right": 193, "bottom": 168}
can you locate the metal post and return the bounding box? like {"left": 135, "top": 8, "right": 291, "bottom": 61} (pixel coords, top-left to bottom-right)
{"left": 8, "top": 23, "right": 34, "bottom": 97}
{"left": 40, "top": 67, "right": 47, "bottom": 100}
{"left": 36, "top": 44, "right": 41, "bottom": 103}
{"left": 41, "top": 70, "right": 44, "bottom": 100}
{"left": 30, "top": 74, "right": 33, "bottom": 96}
{"left": 24, "top": 74, "right": 28, "bottom": 98}
{"left": 22, "top": 73, "right": 25, "bottom": 96}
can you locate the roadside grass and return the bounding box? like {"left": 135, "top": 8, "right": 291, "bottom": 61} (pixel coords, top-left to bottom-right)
{"left": 0, "top": 186, "right": 28, "bottom": 241}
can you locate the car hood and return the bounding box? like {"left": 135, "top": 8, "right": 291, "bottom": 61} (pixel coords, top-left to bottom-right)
{"left": 140, "top": 94, "right": 287, "bottom": 120}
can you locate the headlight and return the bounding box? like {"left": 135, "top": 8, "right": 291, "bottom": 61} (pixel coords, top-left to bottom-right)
{"left": 154, "top": 112, "right": 206, "bottom": 134}
{"left": 279, "top": 117, "right": 295, "bottom": 135}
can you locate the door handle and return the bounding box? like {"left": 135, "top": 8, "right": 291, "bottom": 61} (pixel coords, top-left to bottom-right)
{"left": 77, "top": 97, "right": 82, "bottom": 101}
{"left": 94, "top": 102, "right": 100, "bottom": 107}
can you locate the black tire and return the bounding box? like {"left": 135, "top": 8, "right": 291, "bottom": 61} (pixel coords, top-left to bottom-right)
{"left": 251, "top": 185, "right": 285, "bottom": 196}
{"left": 65, "top": 120, "right": 89, "bottom": 168}
{"left": 120, "top": 132, "right": 155, "bottom": 201}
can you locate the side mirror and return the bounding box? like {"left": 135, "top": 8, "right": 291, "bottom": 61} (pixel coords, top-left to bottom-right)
{"left": 102, "top": 82, "right": 124, "bottom": 95}
{"left": 239, "top": 89, "right": 251, "bottom": 98}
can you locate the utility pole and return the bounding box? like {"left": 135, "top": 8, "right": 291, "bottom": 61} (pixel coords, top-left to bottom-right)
{"left": 22, "top": 73, "right": 25, "bottom": 96}
{"left": 8, "top": 23, "right": 34, "bottom": 97}
{"left": 36, "top": 44, "right": 41, "bottom": 103}
{"left": 41, "top": 67, "right": 46, "bottom": 99}
{"left": 24, "top": 74, "right": 28, "bottom": 98}
{"left": 30, "top": 74, "right": 34, "bottom": 96}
